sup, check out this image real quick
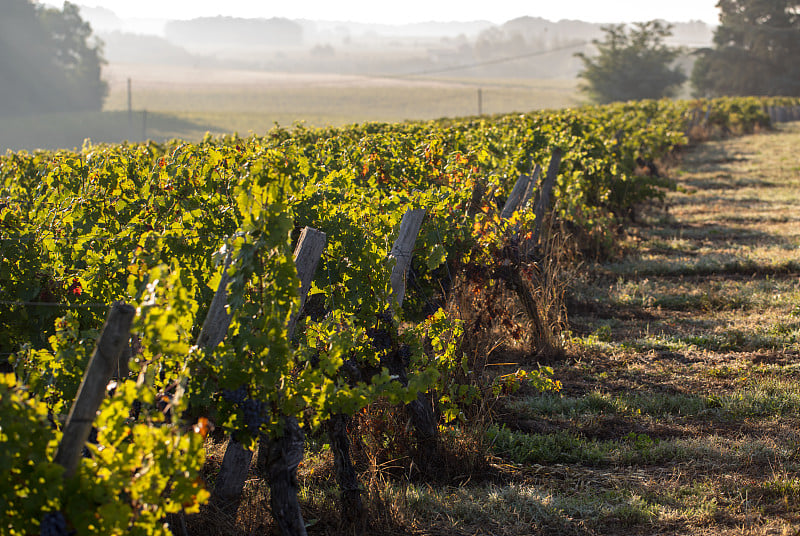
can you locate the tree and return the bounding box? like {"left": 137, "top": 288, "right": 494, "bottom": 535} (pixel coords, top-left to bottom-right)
{"left": 692, "top": 0, "right": 800, "bottom": 97}
{"left": 576, "top": 21, "right": 687, "bottom": 104}
{"left": 0, "top": 0, "right": 107, "bottom": 117}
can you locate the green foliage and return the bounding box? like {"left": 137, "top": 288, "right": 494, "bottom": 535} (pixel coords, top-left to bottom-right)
{"left": 491, "top": 367, "right": 562, "bottom": 397}
{"left": 63, "top": 380, "right": 208, "bottom": 535}
{"left": 692, "top": 0, "right": 800, "bottom": 97}
{"left": 576, "top": 21, "right": 687, "bottom": 104}
{"left": 11, "top": 312, "right": 97, "bottom": 416}
{"left": 0, "top": 373, "right": 64, "bottom": 535}
{"left": 415, "top": 309, "right": 474, "bottom": 423}
{"left": 0, "top": 374, "right": 207, "bottom": 535}
{"left": 0, "top": 95, "right": 785, "bottom": 534}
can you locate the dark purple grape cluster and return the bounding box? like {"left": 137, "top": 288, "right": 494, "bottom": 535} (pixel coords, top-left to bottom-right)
{"left": 221, "top": 386, "right": 266, "bottom": 434}
{"left": 129, "top": 399, "right": 142, "bottom": 421}
{"left": 398, "top": 343, "right": 412, "bottom": 363}
{"left": 241, "top": 398, "right": 266, "bottom": 434}
{"left": 81, "top": 427, "right": 98, "bottom": 459}
{"left": 40, "top": 511, "right": 67, "bottom": 536}
{"left": 221, "top": 385, "right": 247, "bottom": 405}
{"left": 366, "top": 327, "right": 393, "bottom": 351}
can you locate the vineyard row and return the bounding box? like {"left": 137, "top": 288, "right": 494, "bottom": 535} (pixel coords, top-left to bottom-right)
{"left": 1, "top": 96, "right": 798, "bottom": 535}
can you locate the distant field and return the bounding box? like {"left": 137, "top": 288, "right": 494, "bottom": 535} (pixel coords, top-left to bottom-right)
{"left": 0, "top": 63, "right": 580, "bottom": 152}
{"left": 0, "top": 111, "right": 218, "bottom": 153}
{"left": 104, "top": 63, "right": 581, "bottom": 133}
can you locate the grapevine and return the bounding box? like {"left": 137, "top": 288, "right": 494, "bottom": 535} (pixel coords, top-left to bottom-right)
{"left": 0, "top": 95, "right": 796, "bottom": 534}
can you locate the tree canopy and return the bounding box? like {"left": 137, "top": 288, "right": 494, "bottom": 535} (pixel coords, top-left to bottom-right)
{"left": 692, "top": 0, "right": 800, "bottom": 97}
{"left": 576, "top": 21, "right": 687, "bottom": 104}
{"left": 0, "top": 0, "right": 107, "bottom": 117}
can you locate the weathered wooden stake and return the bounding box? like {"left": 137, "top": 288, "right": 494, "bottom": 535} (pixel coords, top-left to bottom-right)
{"left": 198, "top": 252, "right": 257, "bottom": 512}
{"left": 193, "top": 252, "right": 261, "bottom": 513}
{"left": 254, "top": 229, "right": 327, "bottom": 536}
{"left": 211, "top": 228, "right": 325, "bottom": 533}
{"left": 54, "top": 302, "right": 135, "bottom": 479}
{"left": 500, "top": 171, "right": 533, "bottom": 220}
{"left": 467, "top": 178, "right": 488, "bottom": 218}
{"left": 389, "top": 208, "right": 426, "bottom": 308}
{"left": 197, "top": 253, "right": 234, "bottom": 349}
{"left": 387, "top": 208, "right": 439, "bottom": 466}
{"left": 529, "top": 148, "right": 563, "bottom": 253}
{"left": 287, "top": 227, "right": 327, "bottom": 338}
{"left": 520, "top": 164, "right": 543, "bottom": 210}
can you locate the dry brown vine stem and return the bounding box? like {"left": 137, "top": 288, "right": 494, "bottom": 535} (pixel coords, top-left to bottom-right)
{"left": 494, "top": 148, "right": 563, "bottom": 355}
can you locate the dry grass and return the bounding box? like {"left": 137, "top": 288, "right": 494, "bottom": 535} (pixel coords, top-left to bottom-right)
{"left": 556, "top": 122, "right": 800, "bottom": 535}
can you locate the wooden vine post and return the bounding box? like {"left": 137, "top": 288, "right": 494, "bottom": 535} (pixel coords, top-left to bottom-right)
{"left": 467, "top": 177, "right": 489, "bottom": 218}
{"left": 500, "top": 162, "right": 535, "bottom": 220}
{"left": 529, "top": 147, "right": 563, "bottom": 255}
{"left": 389, "top": 208, "right": 426, "bottom": 308}
{"left": 196, "top": 253, "right": 234, "bottom": 350}
{"left": 325, "top": 207, "right": 431, "bottom": 528}
{"left": 521, "top": 164, "right": 543, "bottom": 212}
{"left": 54, "top": 302, "right": 136, "bottom": 479}
{"left": 202, "top": 253, "right": 256, "bottom": 512}
{"left": 210, "top": 227, "right": 326, "bottom": 536}
{"left": 257, "top": 227, "right": 327, "bottom": 536}
{"left": 389, "top": 209, "right": 440, "bottom": 465}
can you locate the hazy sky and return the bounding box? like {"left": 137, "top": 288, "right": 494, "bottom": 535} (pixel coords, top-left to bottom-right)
{"left": 48, "top": 0, "right": 722, "bottom": 25}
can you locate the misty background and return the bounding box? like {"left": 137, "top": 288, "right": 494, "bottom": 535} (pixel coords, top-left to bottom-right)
{"left": 1, "top": 4, "right": 715, "bottom": 152}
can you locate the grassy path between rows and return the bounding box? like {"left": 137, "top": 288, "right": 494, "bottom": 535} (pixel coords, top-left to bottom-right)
{"left": 400, "top": 123, "right": 800, "bottom": 535}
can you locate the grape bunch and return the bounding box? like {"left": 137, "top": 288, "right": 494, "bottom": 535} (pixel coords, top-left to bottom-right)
{"left": 376, "top": 310, "right": 393, "bottom": 324}
{"left": 220, "top": 386, "right": 266, "bottom": 434}
{"left": 129, "top": 399, "right": 142, "bottom": 421}
{"left": 241, "top": 398, "right": 267, "bottom": 434}
{"left": 221, "top": 385, "right": 247, "bottom": 404}
{"left": 40, "top": 511, "right": 67, "bottom": 536}
{"left": 81, "top": 427, "right": 98, "bottom": 459}
{"left": 397, "top": 343, "right": 412, "bottom": 365}
{"left": 366, "top": 327, "right": 393, "bottom": 352}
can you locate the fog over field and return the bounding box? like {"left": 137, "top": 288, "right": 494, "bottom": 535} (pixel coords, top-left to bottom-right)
{"left": 1, "top": 3, "right": 714, "bottom": 151}
{"left": 83, "top": 7, "right": 713, "bottom": 79}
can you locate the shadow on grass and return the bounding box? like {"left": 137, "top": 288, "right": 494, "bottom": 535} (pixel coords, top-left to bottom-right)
{"left": 681, "top": 142, "right": 753, "bottom": 174}
{"left": 0, "top": 110, "right": 223, "bottom": 152}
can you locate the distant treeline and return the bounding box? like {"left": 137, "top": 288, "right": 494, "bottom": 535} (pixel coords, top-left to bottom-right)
{"left": 165, "top": 17, "right": 303, "bottom": 47}
{"left": 0, "top": 0, "right": 106, "bottom": 117}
